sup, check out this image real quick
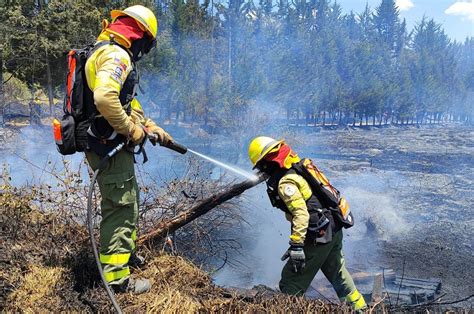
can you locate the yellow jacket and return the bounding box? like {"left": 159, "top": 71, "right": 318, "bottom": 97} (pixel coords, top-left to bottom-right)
{"left": 85, "top": 32, "right": 158, "bottom": 137}
{"left": 277, "top": 172, "right": 313, "bottom": 244}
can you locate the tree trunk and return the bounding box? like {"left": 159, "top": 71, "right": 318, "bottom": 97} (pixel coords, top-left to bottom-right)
{"left": 0, "top": 48, "right": 4, "bottom": 125}
{"left": 45, "top": 50, "right": 54, "bottom": 116}
{"left": 228, "top": 14, "right": 233, "bottom": 97}
{"left": 138, "top": 175, "right": 267, "bottom": 245}
{"left": 183, "top": 108, "right": 188, "bottom": 122}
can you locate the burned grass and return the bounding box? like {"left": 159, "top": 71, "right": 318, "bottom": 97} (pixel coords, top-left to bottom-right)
{"left": 1, "top": 180, "right": 348, "bottom": 313}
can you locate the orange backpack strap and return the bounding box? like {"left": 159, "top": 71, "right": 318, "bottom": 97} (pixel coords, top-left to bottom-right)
{"left": 292, "top": 158, "right": 354, "bottom": 228}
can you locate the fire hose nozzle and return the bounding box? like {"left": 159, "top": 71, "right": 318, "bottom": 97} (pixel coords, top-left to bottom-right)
{"left": 165, "top": 141, "right": 188, "bottom": 154}
{"left": 144, "top": 128, "right": 187, "bottom": 154}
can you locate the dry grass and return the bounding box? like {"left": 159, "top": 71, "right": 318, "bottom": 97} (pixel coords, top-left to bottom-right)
{"left": 1, "top": 186, "right": 347, "bottom": 313}
{"left": 7, "top": 265, "right": 67, "bottom": 311}
{"left": 1, "top": 169, "right": 347, "bottom": 313}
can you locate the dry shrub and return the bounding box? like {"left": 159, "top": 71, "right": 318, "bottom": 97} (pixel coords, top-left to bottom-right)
{"left": 1, "top": 184, "right": 87, "bottom": 311}
{"left": 7, "top": 265, "right": 67, "bottom": 310}
{"left": 1, "top": 161, "right": 346, "bottom": 313}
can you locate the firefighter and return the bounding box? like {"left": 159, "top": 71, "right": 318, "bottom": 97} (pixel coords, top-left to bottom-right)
{"left": 84, "top": 5, "right": 172, "bottom": 294}
{"left": 248, "top": 136, "right": 367, "bottom": 311}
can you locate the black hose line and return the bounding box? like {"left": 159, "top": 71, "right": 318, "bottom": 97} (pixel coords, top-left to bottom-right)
{"left": 85, "top": 140, "right": 186, "bottom": 313}
{"left": 87, "top": 168, "right": 123, "bottom": 314}
{"left": 87, "top": 143, "right": 126, "bottom": 314}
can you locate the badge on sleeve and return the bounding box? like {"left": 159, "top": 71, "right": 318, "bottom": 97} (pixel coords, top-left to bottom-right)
{"left": 110, "top": 66, "right": 124, "bottom": 84}
{"left": 284, "top": 185, "right": 297, "bottom": 197}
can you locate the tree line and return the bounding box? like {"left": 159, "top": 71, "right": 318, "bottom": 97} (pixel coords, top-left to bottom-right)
{"left": 1, "top": 0, "right": 473, "bottom": 128}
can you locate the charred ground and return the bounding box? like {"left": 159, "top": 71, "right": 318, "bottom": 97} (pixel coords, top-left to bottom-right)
{"left": 1, "top": 123, "right": 473, "bottom": 311}
{"left": 307, "top": 124, "right": 474, "bottom": 308}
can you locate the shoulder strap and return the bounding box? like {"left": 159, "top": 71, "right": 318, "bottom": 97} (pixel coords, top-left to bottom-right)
{"left": 86, "top": 41, "right": 111, "bottom": 58}
{"left": 291, "top": 159, "right": 340, "bottom": 208}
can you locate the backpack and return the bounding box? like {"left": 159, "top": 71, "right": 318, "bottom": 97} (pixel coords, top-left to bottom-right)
{"left": 53, "top": 42, "right": 110, "bottom": 155}
{"left": 292, "top": 158, "right": 354, "bottom": 229}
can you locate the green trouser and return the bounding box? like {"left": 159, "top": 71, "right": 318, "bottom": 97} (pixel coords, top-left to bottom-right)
{"left": 86, "top": 149, "right": 139, "bottom": 286}
{"left": 280, "top": 230, "right": 358, "bottom": 300}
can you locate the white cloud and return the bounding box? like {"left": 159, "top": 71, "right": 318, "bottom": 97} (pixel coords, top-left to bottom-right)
{"left": 396, "top": 0, "right": 415, "bottom": 11}
{"left": 445, "top": 0, "right": 474, "bottom": 20}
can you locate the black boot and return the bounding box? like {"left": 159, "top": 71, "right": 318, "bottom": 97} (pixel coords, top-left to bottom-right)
{"left": 129, "top": 252, "right": 146, "bottom": 268}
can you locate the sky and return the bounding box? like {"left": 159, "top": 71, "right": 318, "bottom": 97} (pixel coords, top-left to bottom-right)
{"left": 337, "top": 0, "right": 474, "bottom": 42}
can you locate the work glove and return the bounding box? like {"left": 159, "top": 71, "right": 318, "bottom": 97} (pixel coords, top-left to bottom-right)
{"left": 281, "top": 243, "right": 305, "bottom": 273}
{"left": 128, "top": 122, "right": 146, "bottom": 145}
{"left": 146, "top": 125, "right": 173, "bottom": 147}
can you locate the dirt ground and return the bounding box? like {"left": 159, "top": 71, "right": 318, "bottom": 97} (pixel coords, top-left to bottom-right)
{"left": 309, "top": 124, "right": 474, "bottom": 308}
{"left": 1, "top": 122, "right": 472, "bottom": 311}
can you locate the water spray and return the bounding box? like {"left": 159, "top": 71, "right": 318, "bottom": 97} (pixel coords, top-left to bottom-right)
{"left": 149, "top": 130, "right": 257, "bottom": 181}
{"left": 187, "top": 149, "right": 259, "bottom": 182}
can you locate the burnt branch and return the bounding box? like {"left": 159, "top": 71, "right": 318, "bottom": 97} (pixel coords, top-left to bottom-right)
{"left": 138, "top": 174, "right": 267, "bottom": 245}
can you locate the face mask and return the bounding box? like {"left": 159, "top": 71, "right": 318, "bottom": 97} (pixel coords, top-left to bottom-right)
{"left": 256, "top": 161, "right": 280, "bottom": 174}
{"left": 130, "top": 35, "right": 157, "bottom": 61}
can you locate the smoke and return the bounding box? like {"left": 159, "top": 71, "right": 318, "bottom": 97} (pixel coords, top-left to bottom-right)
{"left": 340, "top": 171, "right": 412, "bottom": 241}
{"left": 213, "top": 184, "right": 289, "bottom": 289}
{"left": 1, "top": 126, "right": 84, "bottom": 186}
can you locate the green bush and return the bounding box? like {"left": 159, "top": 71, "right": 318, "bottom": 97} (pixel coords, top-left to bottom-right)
{"left": 2, "top": 72, "right": 30, "bottom": 106}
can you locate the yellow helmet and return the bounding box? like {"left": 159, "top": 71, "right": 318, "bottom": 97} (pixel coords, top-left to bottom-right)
{"left": 248, "top": 136, "right": 283, "bottom": 168}
{"left": 111, "top": 5, "right": 158, "bottom": 38}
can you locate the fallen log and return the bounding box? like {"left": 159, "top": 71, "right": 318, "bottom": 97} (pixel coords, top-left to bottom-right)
{"left": 351, "top": 270, "right": 396, "bottom": 283}
{"left": 138, "top": 174, "right": 267, "bottom": 245}
{"left": 393, "top": 276, "right": 441, "bottom": 293}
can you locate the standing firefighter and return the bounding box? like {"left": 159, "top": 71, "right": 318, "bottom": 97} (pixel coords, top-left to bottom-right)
{"left": 248, "top": 136, "right": 367, "bottom": 311}
{"left": 84, "top": 5, "right": 172, "bottom": 293}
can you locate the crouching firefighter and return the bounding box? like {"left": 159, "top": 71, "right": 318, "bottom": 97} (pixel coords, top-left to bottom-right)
{"left": 248, "top": 137, "right": 367, "bottom": 311}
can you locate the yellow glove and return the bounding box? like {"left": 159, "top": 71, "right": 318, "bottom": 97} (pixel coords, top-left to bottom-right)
{"left": 146, "top": 125, "right": 173, "bottom": 147}
{"left": 128, "top": 121, "right": 145, "bottom": 145}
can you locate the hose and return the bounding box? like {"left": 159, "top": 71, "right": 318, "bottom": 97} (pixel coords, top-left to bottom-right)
{"left": 85, "top": 140, "right": 186, "bottom": 313}
{"left": 87, "top": 143, "right": 126, "bottom": 314}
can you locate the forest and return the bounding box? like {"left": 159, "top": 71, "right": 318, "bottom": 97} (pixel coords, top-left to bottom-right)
{"left": 0, "top": 0, "right": 473, "bottom": 128}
